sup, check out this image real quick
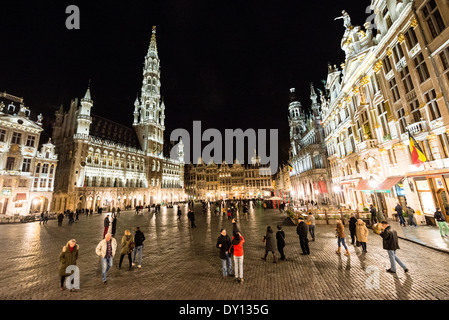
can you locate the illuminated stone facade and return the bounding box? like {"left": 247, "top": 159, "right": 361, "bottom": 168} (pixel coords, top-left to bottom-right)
{"left": 51, "top": 28, "right": 185, "bottom": 213}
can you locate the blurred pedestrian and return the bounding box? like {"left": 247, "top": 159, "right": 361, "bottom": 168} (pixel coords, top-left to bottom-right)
{"left": 349, "top": 213, "right": 357, "bottom": 245}
{"left": 95, "top": 233, "right": 117, "bottom": 283}
{"left": 188, "top": 209, "right": 196, "bottom": 228}
{"left": 306, "top": 212, "right": 316, "bottom": 241}
{"left": 119, "top": 230, "right": 135, "bottom": 270}
{"left": 231, "top": 232, "right": 245, "bottom": 283}
{"left": 103, "top": 215, "right": 110, "bottom": 238}
{"left": 132, "top": 227, "right": 145, "bottom": 268}
{"left": 276, "top": 225, "right": 286, "bottom": 261}
{"left": 296, "top": 218, "right": 310, "bottom": 255}
{"left": 395, "top": 203, "right": 406, "bottom": 227}
{"left": 177, "top": 206, "right": 182, "bottom": 221}
{"left": 434, "top": 207, "right": 448, "bottom": 237}
{"left": 111, "top": 214, "right": 117, "bottom": 236}
{"left": 379, "top": 221, "right": 408, "bottom": 274}
{"left": 216, "top": 228, "right": 233, "bottom": 278}
{"left": 335, "top": 219, "right": 349, "bottom": 256}
{"left": 261, "top": 226, "right": 277, "bottom": 263}
{"left": 406, "top": 205, "right": 417, "bottom": 227}
{"left": 369, "top": 204, "right": 377, "bottom": 226}
{"left": 355, "top": 219, "right": 369, "bottom": 253}
{"left": 57, "top": 212, "right": 64, "bottom": 227}
{"left": 58, "top": 239, "right": 79, "bottom": 291}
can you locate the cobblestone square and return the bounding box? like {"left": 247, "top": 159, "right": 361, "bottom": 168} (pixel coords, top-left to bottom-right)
{"left": 1, "top": 204, "right": 449, "bottom": 301}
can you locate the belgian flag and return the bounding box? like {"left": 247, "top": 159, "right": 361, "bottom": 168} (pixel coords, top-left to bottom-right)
{"left": 408, "top": 130, "right": 427, "bottom": 167}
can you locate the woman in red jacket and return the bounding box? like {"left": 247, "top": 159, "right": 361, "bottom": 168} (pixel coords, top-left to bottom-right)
{"left": 231, "top": 232, "right": 245, "bottom": 283}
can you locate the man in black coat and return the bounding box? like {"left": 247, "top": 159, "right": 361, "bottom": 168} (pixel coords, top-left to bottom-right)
{"left": 216, "top": 229, "right": 233, "bottom": 277}
{"left": 379, "top": 221, "right": 408, "bottom": 273}
{"left": 187, "top": 209, "right": 196, "bottom": 228}
{"left": 395, "top": 203, "right": 406, "bottom": 227}
{"left": 296, "top": 218, "right": 310, "bottom": 255}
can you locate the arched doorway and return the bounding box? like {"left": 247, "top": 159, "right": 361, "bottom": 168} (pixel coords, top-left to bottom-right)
{"left": 30, "top": 196, "right": 49, "bottom": 213}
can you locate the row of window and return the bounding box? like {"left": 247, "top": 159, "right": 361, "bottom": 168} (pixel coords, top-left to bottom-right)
{"left": 0, "top": 130, "right": 36, "bottom": 147}
{"left": 4, "top": 157, "right": 55, "bottom": 173}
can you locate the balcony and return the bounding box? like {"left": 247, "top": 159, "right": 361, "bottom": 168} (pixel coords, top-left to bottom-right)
{"left": 406, "top": 120, "right": 428, "bottom": 141}
{"left": 356, "top": 139, "right": 377, "bottom": 153}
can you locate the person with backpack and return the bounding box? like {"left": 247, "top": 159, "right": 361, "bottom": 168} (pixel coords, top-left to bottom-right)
{"left": 119, "top": 230, "right": 135, "bottom": 270}
{"left": 216, "top": 228, "right": 233, "bottom": 278}
{"left": 435, "top": 207, "right": 448, "bottom": 237}
{"left": 132, "top": 227, "right": 145, "bottom": 268}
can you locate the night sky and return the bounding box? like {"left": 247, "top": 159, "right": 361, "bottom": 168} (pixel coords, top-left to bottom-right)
{"left": 0, "top": 0, "right": 371, "bottom": 166}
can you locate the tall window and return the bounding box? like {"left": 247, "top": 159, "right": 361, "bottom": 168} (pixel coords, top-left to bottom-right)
{"left": 405, "top": 27, "right": 419, "bottom": 49}
{"left": 377, "top": 102, "right": 391, "bottom": 138}
{"left": 388, "top": 77, "right": 400, "bottom": 102}
{"left": 397, "top": 108, "right": 407, "bottom": 134}
{"left": 439, "top": 46, "right": 449, "bottom": 82}
{"left": 6, "top": 157, "right": 15, "bottom": 171}
{"left": 400, "top": 66, "right": 414, "bottom": 94}
{"left": 42, "top": 163, "right": 49, "bottom": 174}
{"left": 0, "top": 129, "right": 6, "bottom": 142}
{"left": 383, "top": 7, "right": 393, "bottom": 29}
{"left": 22, "top": 158, "right": 31, "bottom": 172}
{"left": 11, "top": 132, "right": 21, "bottom": 144}
{"left": 392, "top": 43, "right": 405, "bottom": 65}
{"left": 383, "top": 56, "right": 393, "bottom": 73}
{"left": 422, "top": 0, "right": 446, "bottom": 39}
{"left": 425, "top": 89, "right": 442, "bottom": 120}
{"left": 414, "top": 53, "right": 430, "bottom": 83}
{"left": 409, "top": 98, "right": 422, "bottom": 123}
{"left": 25, "top": 135, "right": 36, "bottom": 147}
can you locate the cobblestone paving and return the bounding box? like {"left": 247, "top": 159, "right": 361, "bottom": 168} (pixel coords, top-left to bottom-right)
{"left": 1, "top": 204, "right": 449, "bottom": 300}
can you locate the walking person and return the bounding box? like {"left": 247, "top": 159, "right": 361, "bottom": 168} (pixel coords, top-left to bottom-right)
{"left": 177, "top": 206, "right": 182, "bottom": 221}
{"left": 306, "top": 212, "right": 316, "bottom": 241}
{"left": 103, "top": 215, "right": 110, "bottom": 238}
{"left": 335, "top": 219, "right": 350, "bottom": 256}
{"left": 119, "top": 230, "right": 135, "bottom": 270}
{"left": 355, "top": 219, "right": 369, "bottom": 253}
{"left": 95, "top": 233, "right": 117, "bottom": 283}
{"left": 188, "top": 209, "right": 196, "bottom": 228}
{"left": 57, "top": 212, "right": 64, "bottom": 227}
{"left": 44, "top": 211, "right": 49, "bottom": 225}
{"left": 231, "top": 232, "right": 245, "bottom": 283}
{"left": 379, "top": 221, "right": 409, "bottom": 274}
{"left": 132, "top": 227, "right": 145, "bottom": 268}
{"left": 395, "top": 203, "right": 406, "bottom": 227}
{"left": 261, "top": 226, "right": 277, "bottom": 263}
{"left": 435, "top": 207, "right": 449, "bottom": 237}
{"left": 58, "top": 239, "right": 79, "bottom": 291}
{"left": 39, "top": 212, "right": 44, "bottom": 225}
{"left": 276, "top": 225, "right": 286, "bottom": 261}
{"left": 296, "top": 217, "right": 310, "bottom": 255}
{"left": 369, "top": 204, "right": 377, "bottom": 226}
{"left": 111, "top": 214, "right": 117, "bottom": 237}
{"left": 349, "top": 213, "right": 357, "bottom": 245}
{"left": 216, "top": 228, "right": 233, "bottom": 278}
{"left": 406, "top": 205, "right": 417, "bottom": 227}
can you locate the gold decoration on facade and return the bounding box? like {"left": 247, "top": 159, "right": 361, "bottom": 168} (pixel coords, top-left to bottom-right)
{"left": 352, "top": 86, "right": 359, "bottom": 95}
{"left": 344, "top": 95, "right": 352, "bottom": 103}
{"left": 360, "top": 75, "right": 370, "bottom": 87}
{"left": 373, "top": 60, "right": 383, "bottom": 73}
{"left": 398, "top": 33, "right": 405, "bottom": 43}
{"left": 410, "top": 17, "right": 418, "bottom": 29}
{"left": 386, "top": 48, "right": 393, "bottom": 57}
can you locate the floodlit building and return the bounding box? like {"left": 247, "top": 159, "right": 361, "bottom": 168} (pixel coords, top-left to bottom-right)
{"left": 321, "top": 0, "right": 449, "bottom": 223}
{"left": 0, "top": 92, "right": 57, "bottom": 215}
{"left": 51, "top": 27, "right": 185, "bottom": 213}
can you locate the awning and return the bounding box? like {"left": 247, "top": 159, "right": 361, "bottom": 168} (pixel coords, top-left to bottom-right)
{"left": 15, "top": 193, "right": 27, "bottom": 201}
{"left": 376, "top": 176, "right": 404, "bottom": 190}
{"left": 355, "top": 177, "right": 403, "bottom": 192}
{"left": 355, "top": 179, "right": 372, "bottom": 191}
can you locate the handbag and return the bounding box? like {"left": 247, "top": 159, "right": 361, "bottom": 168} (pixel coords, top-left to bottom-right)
{"left": 356, "top": 241, "right": 361, "bottom": 247}
{"left": 229, "top": 245, "right": 234, "bottom": 255}
{"left": 129, "top": 241, "right": 135, "bottom": 251}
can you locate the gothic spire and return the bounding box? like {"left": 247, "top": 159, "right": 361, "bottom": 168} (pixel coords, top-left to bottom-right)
{"left": 147, "top": 26, "right": 159, "bottom": 59}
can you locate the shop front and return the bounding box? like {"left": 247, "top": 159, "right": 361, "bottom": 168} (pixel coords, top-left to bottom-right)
{"left": 408, "top": 170, "right": 449, "bottom": 224}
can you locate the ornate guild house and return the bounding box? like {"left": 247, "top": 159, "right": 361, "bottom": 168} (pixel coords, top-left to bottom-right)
{"left": 51, "top": 27, "right": 185, "bottom": 213}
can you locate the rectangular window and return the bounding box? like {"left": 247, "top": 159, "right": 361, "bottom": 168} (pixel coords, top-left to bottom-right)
{"left": 400, "top": 66, "right": 414, "bottom": 94}
{"left": 0, "top": 129, "right": 6, "bottom": 142}
{"left": 383, "top": 7, "right": 393, "bottom": 29}
{"left": 414, "top": 53, "right": 430, "bottom": 83}
{"left": 397, "top": 108, "right": 407, "bottom": 134}
{"left": 409, "top": 99, "right": 422, "bottom": 123}
{"left": 25, "top": 135, "right": 36, "bottom": 147}
{"left": 22, "top": 158, "right": 31, "bottom": 172}
{"left": 440, "top": 47, "right": 449, "bottom": 82}
{"left": 11, "top": 132, "right": 21, "bottom": 144}
{"left": 425, "top": 89, "right": 442, "bottom": 120}
{"left": 18, "top": 179, "right": 28, "bottom": 188}
{"left": 392, "top": 43, "right": 405, "bottom": 65}
{"left": 405, "top": 27, "right": 419, "bottom": 49}
{"left": 422, "top": 0, "right": 446, "bottom": 39}
{"left": 383, "top": 56, "right": 393, "bottom": 73}
{"left": 6, "top": 157, "right": 15, "bottom": 171}
{"left": 388, "top": 78, "right": 400, "bottom": 102}
{"left": 42, "top": 163, "right": 49, "bottom": 174}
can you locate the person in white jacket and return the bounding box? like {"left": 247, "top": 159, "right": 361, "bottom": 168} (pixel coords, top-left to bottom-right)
{"left": 96, "top": 233, "right": 117, "bottom": 283}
